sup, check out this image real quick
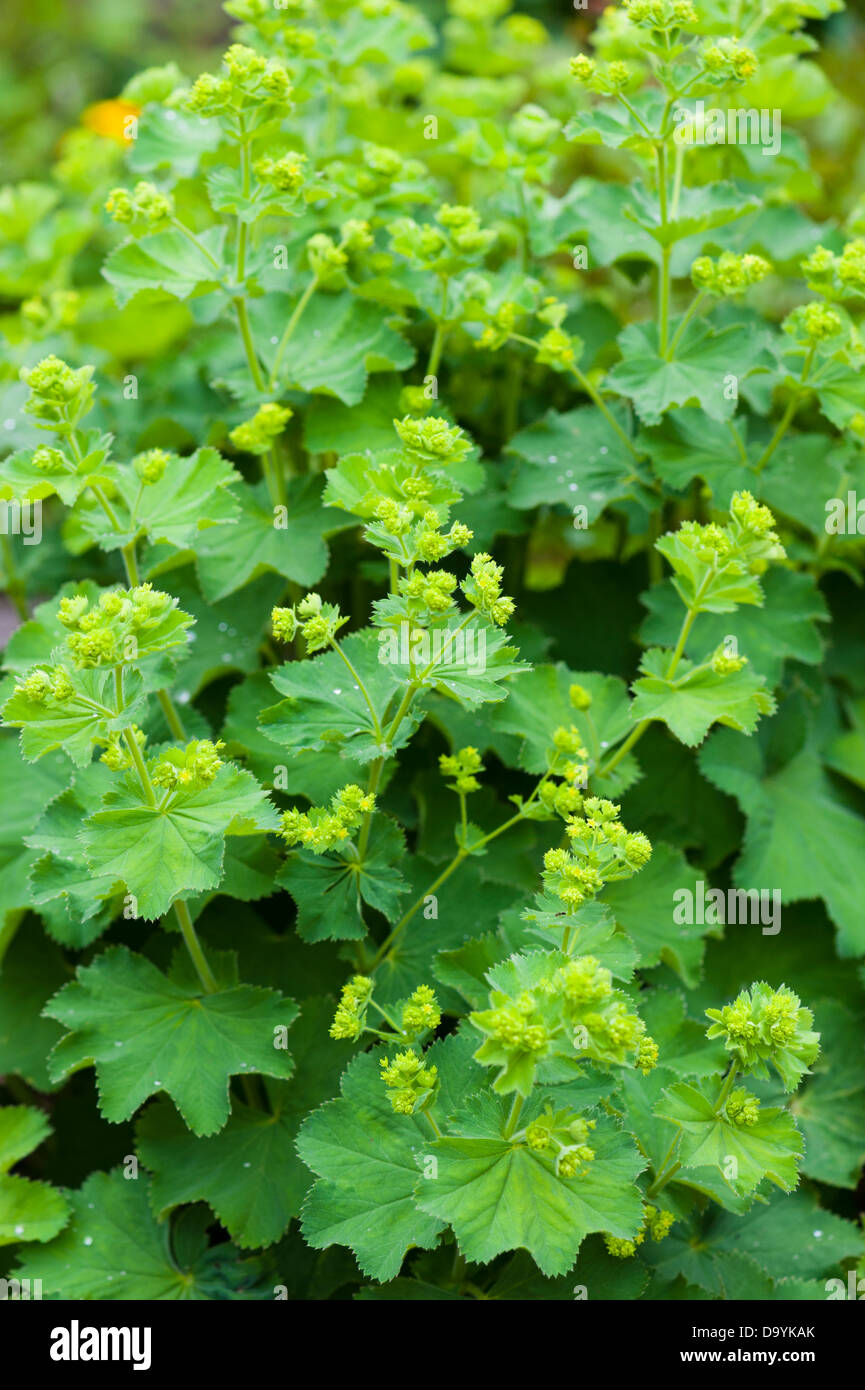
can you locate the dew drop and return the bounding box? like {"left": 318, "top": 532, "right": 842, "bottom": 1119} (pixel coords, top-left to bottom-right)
{"left": 164, "top": 110, "right": 177, "bottom": 122}
{"left": 548, "top": 454, "right": 558, "bottom": 464}
{"left": 14, "top": 1224, "right": 24, "bottom": 1235}
{"left": 813, "top": 1229, "right": 823, "bottom": 1239}
{"left": 221, "top": 652, "right": 233, "bottom": 663}
{"left": 177, "top": 692, "right": 190, "bottom": 704}
{"left": 270, "top": 336, "right": 278, "bottom": 345}
{"left": 4, "top": 419, "right": 15, "bottom": 431}
{"left": 218, "top": 622, "right": 228, "bottom": 632}
{"left": 600, "top": 446, "right": 609, "bottom": 455}
{"left": 83, "top": 1237, "right": 93, "bottom": 1246}
{"left": 243, "top": 1161, "right": 251, "bottom": 1168}
{"left": 333, "top": 687, "right": 342, "bottom": 695}
{"left": 600, "top": 740, "right": 609, "bottom": 748}
{"left": 568, "top": 483, "right": 578, "bottom": 492}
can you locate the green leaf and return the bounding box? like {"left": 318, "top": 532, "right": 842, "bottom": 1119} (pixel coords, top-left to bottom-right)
{"left": 45, "top": 946, "right": 298, "bottom": 1136}
{"left": 416, "top": 1091, "right": 645, "bottom": 1277}
{"left": 656, "top": 1082, "right": 803, "bottom": 1195}
{"left": 638, "top": 408, "right": 751, "bottom": 498}
{"left": 81, "top": 760, "right": 278, "bottom": 920}
{"left": 607, "top": 321, "right": 773, "bottom": 426}
{"left": 0, "top": 739, "right": 69, "bottom": 932}
{"left": 379, "top": 618, "right": 527, "bottom": 708}
{"left": 193, "top": 477, "right": 332, "bottom": 601}
{"left": 128, "top": 105, "right": 222, "bottom": 178}
{"left": 278, "top": 818, "right": 409, "bottom": 942}
{"left": 2, "top": 666, "right": 149, "bottom": 767}
{"left": 0, "top": 924, "right": 68, "bottom": 1090}
{"left": 792, "top": 1000, "right": 865, "bottom": 1189}
{"left": 15, "top": 1169, "right": 264, "bottom": 1298}
{"left": 261, "top": 629, "right": 418, "bottom": 765}
{"left": 640, "top": 569, "right": 828, "bottom": 687}
{"left": 564, "top": 92, "right": 666, "bottom": 150}
{"left": 103, "top": 226, "right": 226, "bottom": 307}
{"left": 26, "top": 763, "right": 119, "bottom": 946}
{"left": 490, "top": 662, "right": 639, "bottom": 792}
{"left": 89, "top": 447, "right": 240, "bottom": 550}
{"left": 138, "top": 998, "right": 350, "bottom": 1249}
{"left": 505, "top": 406, "right": 638, "bottom": 516}
{"left": 297, "top": 1050, "right": 442, "bottom": 1282}
{"left": 811, "top": 358, "right": 865, "bottom": 431}
{"left": 624, "top": 183, "right": 760, "bottom": 248}
{"left": 256, "top": 294, "right": 415, "bottom": 407}
{"left": 630, "top": 648, "right": 776, "bottom": 746}
{"left": 0, "top": 1106, "right": 70, "bottom": 1247}
{"left": 0, "top": 436, "right": 119, "bottom": 508}
{"left": 602, "top": 842, "right": 716, "bottom": 987}
{"left": 700, "top": 729, "right": 865, "bottom": 956}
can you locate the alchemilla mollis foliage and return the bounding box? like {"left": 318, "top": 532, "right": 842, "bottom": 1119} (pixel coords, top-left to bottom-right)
{"left": 1, "top": 0, "right": 864, "bottom": 1302}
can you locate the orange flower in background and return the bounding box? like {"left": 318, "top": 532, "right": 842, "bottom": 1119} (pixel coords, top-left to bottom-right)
{"left": 80, "top": 99, "right": 141, "bottom": 144}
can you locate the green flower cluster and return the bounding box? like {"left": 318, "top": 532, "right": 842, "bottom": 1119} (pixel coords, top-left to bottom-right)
{"left": 254, "top": 149, "right": 307, "bottom": 195}
{"left": 271, "top": 593, "right": 347, "bottom": 652}
{"left": 471, "top": 953, "right": 657, "bottom": 1095}
{"left": 525, "top": 1106, "right": 597, "bottom": 1178}
{"left": 604, "top": 1203, "right": 675, "bottom": 1258}
{"left": 379, "top": 1049, "right": 438, "bottom": 1114}
{"left": 54, "top": 584, "right": 188, "bottom": 669}
{"left": 705, "top": 982, "right": 820, "bottom": 1091}
{"left": 803, "top": 239, "right": 865, "bottom": 299}
{"left": 783, "top": 300, "right": 845, "bottom": 345}
{"left": 105, "top": 180, "right": 174, "bottom": 230}
{"left": 329, "top": 976, "right": 374, "bottom": 1042}
{"left": 542, "top": 797, "right": 652, "bottom": 910}
{"left": 700, "top": 38, "right": 758, "bottom": 86}
{"left": 389, "top": 203, "right": 496, "bottom": 275}
{"left": 623, "top": 0, "right": 697, "bottom": 30}
{"left": 439, "top": 746, "right": 484, "bottom": 795}
{"left": 393, "top": 415, "right": 471, "bottom": 467}
{"left": 401, "top": 985, "right": 441, "bottom": 1041}
{"left": 280, "top": 785, "right": 376, "bottom": 854}
{"left": 725, "top": 1086, "right": 761, "bottom": 1127}
{"left": 461, "top": 552, "right": 515, "bottom": 626}
{"left": 230, "top": 403, "right": 293, "bottom": 455}
{"left": 20, "top": 355, "right": 94, "bottom": 431}
{"left": 690, "top": 252, "right": 771, "bottom": 297}
{"left": 133, "top": 448, "right": 170, "bottom": 485}
{"left": 151, "top": 738, "right": 226, "bottom": 792}
{"left": 183, "top": 44, "right": 293, "bottom": 119}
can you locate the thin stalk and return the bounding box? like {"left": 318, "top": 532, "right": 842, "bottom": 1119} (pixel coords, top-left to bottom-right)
{"left": 503, "top": 1094, "right": 524, "bottom": 1140}
{"left": 124, "top": 726, "right": 156, "bottom": 807}
{"left": 754, "top": 347, "right": 815, "bottom": 475}
{"left": 666, "top": 290, "right": 706, "bottom": 359}
{"left": 269, "top": 276, "right": 319, "bottom": 390}
{"left": 120, "top": 540, "right": 187, "bottom": 741}
{"left": 174, "top": 898, "right": 219, "bottom": 994}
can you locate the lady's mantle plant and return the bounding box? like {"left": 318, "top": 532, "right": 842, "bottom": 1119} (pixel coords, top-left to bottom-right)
{"left": 0, "top": 0, "right": 864, "bottom": 1301}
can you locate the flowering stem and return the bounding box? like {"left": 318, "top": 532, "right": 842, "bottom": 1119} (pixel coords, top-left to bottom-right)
{"left": 754, "top": 347, "right": 815, "bottom": 475}
{"left": 666, "top": 290, "right": 706, "bottom": 359}
{"left": 598, "top": 601, "right": 699, "bottom": 779}
{"left": 422, "top": 1104, "right": 442, "bottom": 1139}
{"left": 369, "top": 764, "right": 558, "bottom": 969}
{"left": 329, "top": 639, "right": 383, "bottom": 740}
{"left": 502, "top": 1094, "right": 524, "bottom": 1140}
{"left": 174, "top": 898, "right": 219, "bottom": 994}
{"left": 123, "top": 727, "right": 156, "bottom": 808}
{"left": 269, "top": 275, "right": 319, "bottom": 391}
{"left": 119, "top": 539, "right": 188, "bottom": 741}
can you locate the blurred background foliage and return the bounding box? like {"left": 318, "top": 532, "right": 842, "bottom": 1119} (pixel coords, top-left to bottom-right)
{"left": 2, "top": 0, "right": 864, "bottom": 199}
